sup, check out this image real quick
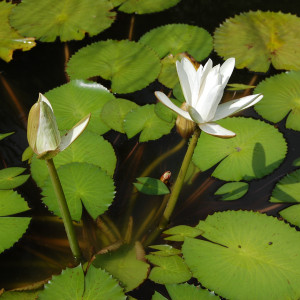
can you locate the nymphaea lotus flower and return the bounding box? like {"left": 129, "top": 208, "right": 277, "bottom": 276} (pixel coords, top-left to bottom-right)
{"left": 155, "top": 57, "right": 263, "bottom": 137}
{"left": 27, "top": 93, "right": 90, "bottom": 159}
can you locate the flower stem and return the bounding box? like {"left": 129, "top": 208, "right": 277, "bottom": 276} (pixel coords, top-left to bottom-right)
{"left": 46, "top": 158, "right": 82, "bottom": 262}
{"left": 144, "top": 127, "right": 201, "bottom": 246}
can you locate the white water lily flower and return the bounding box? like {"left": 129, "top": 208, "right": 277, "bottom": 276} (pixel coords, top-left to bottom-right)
{"left": 27, "top": 93, "right": 90, "bottom": 159}
{"left": 155, "top": 57, "right": 263, "bottom": 137}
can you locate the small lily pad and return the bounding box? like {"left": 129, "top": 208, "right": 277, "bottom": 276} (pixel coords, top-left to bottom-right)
{"left": 293, "top": 157, "right": 300, "bottom": 167}
{"left": 254, "top": 71, "right": 300, "bottom": 131}
{"left": 67, "top": 40, "right": 161, "bottom": 94}
{"left": 279, "top": 204, "right": 300, "bottom": 227}
{"left": 0, "top": 291, "right": 39, "bottom": 300}
{"left": 0, "top": 167, "right": 29, "bottom": 189}
{"left": 227, "top": 84, "right": 256, "bottom": 91}
{"left": 118, "top": 0, "right": 181, "bottom": 14}
{"left": 31, "top": 131, "right": 117, "bottom": 187}
{"left": 214, "top": 11, "right": 300, "bottom": 72}
{"left": 45, "top": 80, "right": 114, "bottom": 135}
{"left": 146, "top": 254, "right": 191, "bottom": 284}
{"left": 214, "top": 182, "right": 249, "bottom": 201}
{"left": 152, "top": 292, "right": 167, "bottom": 300}
{"left": 10, "top": 0, "right": 116, "bottom": 42}
{"left": 163, "top": 225, "right": 203, "bottom": 242}
{"left": 134, "top": 177, "right": 170, "bottom": 195}
{"left": 42, "top": 162, "right": 115, "bottom": 221}
{"left": 149, "top": 245, "right": 181, "bottom": 256}
{"left": 182, "top": 210, "right": 300, "bottom": 300}
{"left": 0, "top": 2, "right": 35, "bottom": 62}
{"left": 193, "top": 117, "right": 287, "bottom": 181}
{"left": 155, "top": 101, "right": 177, "bottom": 123}
{"left": 124, "top": 104, "right": 174, "bottom": 142}
{"left": 101, "top": 98, "right": 139, "bottom": 133}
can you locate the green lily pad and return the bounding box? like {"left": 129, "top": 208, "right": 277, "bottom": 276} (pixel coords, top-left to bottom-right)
{"left": 134, "top": 177, "right": 170, "bottom": 195}
{"left": 0, "top": 291, "right": 39, "bottom": 300}
{"left": 146, "top": 254, "right": 191, "bottom": 284}
{"left": 45, "top": 80, "right": 114, "bottom": 135}
{"left": 152, "top": 292, "right": 167, "bottom": 300}
{"left": 0, "top": 2, "right": 35, "bottom": 62}
{"left": 214, "top": 182, "right": 249, "bottom": 201}
{"left": 0, "top": 167, "right": 29, "bottom": 189}
{"left": 182, "top": 210, "right": 300, "bottom": 300}
{"left": 149, "top": 245, "right": 181, "bottom": 256}
{"left": 67, "top": 40, "right": 161, "bottom": 94}
{"left": 293, "top": 157, "right": 300, "bottom": 167}
{"left": 166, "top": 283, "right": 220, "bottom": 300}
{"left": 163, "top": 225, "right": 203, "bottom": 242}
{"left": 193, "top": 117, "right": 287, "bottom": 181}
{"left": 42, "top": 162, "right": 115, "bottom": 221}
{"left": 0, "top": 190, "right": 31, "bottom": 253}
{"left": 31, "top": 131, "right": 116, "bottom": 187}
{"left": 93, "top": 244, "right": 150, "bottom": 292}
{"left": 254, "top": 71, "right": 300, "bottom": 131}
{"left": 279, "top": 204, "right": 300, "bottom": 227}
{"left": 154, "top": 101, "right": 177, "bottom": 123}
{"left": 124, "top": 104, "right": 174, "bottom": 142}
{"left": 10, "top": 0, "right": 115, "bottom": 42}
{"left": 227, "top": 84, "right": 256, "bottom": 91}
{"left": 270, "top": 169, "right": 300, "bottom": 203}
{"left": 101, "top": 98, "right": 139, "bottom": 133}
{"left": 214, "top": 11, "right": 300, "bottom": 72}
{"left": 118, "top": 0, "right": 181, "bottom": 14}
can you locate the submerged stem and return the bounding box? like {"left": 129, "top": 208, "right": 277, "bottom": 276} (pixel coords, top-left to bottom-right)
{"left": 46, "top": 158, "right": 82, "bottom": 262}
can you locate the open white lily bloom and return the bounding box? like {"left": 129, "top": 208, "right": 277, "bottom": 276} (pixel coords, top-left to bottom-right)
{"left": 155, "top": 57, "right": 263, "bottom": 137}
{"left": 27, "top": 93, "right": 90, "bottom": 159}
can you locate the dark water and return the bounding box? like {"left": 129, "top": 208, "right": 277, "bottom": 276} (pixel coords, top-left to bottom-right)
{"left": 1, "top": 0, "right": 300, "bottom": 296}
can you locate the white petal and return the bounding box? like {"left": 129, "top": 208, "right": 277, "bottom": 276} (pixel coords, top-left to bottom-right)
{"left": 199, "top": 122, "right": 236, "bottom": 137}
{"left": 38, "top": 93, "right": 54, "bottom": 112}
{"left": 188, "top": 106, "right": 204, "bottom": 123}
{"left": 59, "top": 113, "right": 91, "bottom": 151}
{"left": 213, "top": 94, "right": 263, "bottom": 121}
{"left": 220, "top": 58, "right": 235, "bottom": 86}
{"left": 155, "top": 91, "right": 193, "bottom": 121}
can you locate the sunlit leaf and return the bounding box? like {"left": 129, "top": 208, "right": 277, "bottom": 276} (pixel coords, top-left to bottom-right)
{"left": 0, "top": 132, "right": 14, "bottom": 141}
{"left": 0, "top": 2, "right": 35, "bottom": 62}
{"left": 0, "top": 190, "right": 30, "bottom": 216}
{"left": 10, "top": 0, "right": 115, "bottom": 42}
{"left": 67, "top": 40, "right": 161, "bottom": 94}
{"left": 279, "top": 204, "right": 300, "bottom": 227}
{"left": 42, "top": 162, "right": 115, "bottom": 221}
{"left": 193, "top": 117, "right": 287, "bottom": 181}
{"left": 149, "top": 245, "right": 181, "bottom": 256}
{"left": 214, "top": 11, "right": 300, "bottom": 72}
{"left": 146, "top": 254, "right": 191, "bottom": 284}
{"left": 155, "top": 101, "right": 177, "bottom": 123}
{"left": 93, "top": 244, "right": 150, "bottom": 292}
{"left": 0, "top": 168, "right": 29, "bottom": 190}
{"left": 152, "top": 292, "right": 167, "bottom": 300}
{"left": 227, "top": 84, "right": 256, "bottom": 91}
{"left": 214, "top": 182, "right": 249, "bottom": 201}
{"left": 118, "top": 0, "right": 181, "bottom": 14}
{"left": 182, "top": 211, "right": 300, "bottom": 300}
{"left": 163, "top": 225, "right": 203, "bottom": 242}
{"left": 124, "top": 104, "right": 174, "bottom": 142}
{"left": 134, "top": 177, "right": 170, "bottom": 195}
{"left": 254, "top": 71, "right": 300, "bottom": 131}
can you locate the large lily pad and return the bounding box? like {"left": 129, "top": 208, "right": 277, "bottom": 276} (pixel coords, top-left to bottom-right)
{"left": 118, "top": 0, "right": 181, "bottom": 14}
{"left": 254, "top": 71, "right": 300, "bottom": 130}
{"left": 182, "top": 210, "right": 300, "bottom": 300}
{"left": 67, "top": 40, "right": 161, "bottom": 94}
{"left": 45, "top": 80, "right": 114, "bottom": 135}
{"left": 30, "top": 131, "right": 116, "bottom": 187}
{"left": 214, "top": 11, "right": 300, "bottom": 72}
{"left": 0, "top": 1, "right": 35, "bottom": 62}
{"left": 42, "top": 162, "right": 115, "bottom": 221}
{"left": 0, "top": 167, "right": 29, "bottom": 189}
{"left": 10, "top": 0, "right": 115, "bottom": 42}
{"left": 193, "top": 117, "right": 287, "bottom": 181}
{"left": 279, "top": 204, "right": 300, "bottom": 227}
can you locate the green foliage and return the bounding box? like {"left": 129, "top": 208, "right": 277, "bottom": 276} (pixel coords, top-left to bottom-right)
{"left": 149, "top": 245, "right": 181, "bottom": 256}
{"left": 0, "top": 132, "right": 14, "bottom": 141}
{"left": 0, "top": 291, "right": 39, "bottom": 300}
{"left": 227, "top": 83, "right": 256, "bottom": 91}
{"left": 163, "top": 225, "right": 203, "bottom": 241}
{"left": 0, "top": 168, "right": 29, "bottom": 189}
{"left": 214, "top": 182, "right": 249, "bottom": 201}
{"left": 134, "top": 177, "right": 170, "bottom": 195}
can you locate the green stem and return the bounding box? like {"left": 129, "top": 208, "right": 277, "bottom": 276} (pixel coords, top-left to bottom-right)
{"left": 46, "top": 158, "right": 82, "bottom": 262}
{"left": 144, "top": 128, "right": 201, "bottom": 246}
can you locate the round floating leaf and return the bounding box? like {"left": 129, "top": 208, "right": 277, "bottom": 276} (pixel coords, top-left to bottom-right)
{"left": 0, "top": 167, "right": 29, "bottom": 189}
{"left": 118, "top": 0, "right": 181, "bottom": 14}
{"left": 254, "top": 71, "right": 300, "bottom": 131}
{"left": 193, "top": 117, "right": 287, "bottom": 181}
{"left": 163, "top": 225, "right": 203, "bottom": 242}
{"left": 214, "top": 182, "right": 249, "bottom": 201}
{"left": 166, "top": 283, "right": 220, "bottom": 300}
{"left": 31, "top": 131, "right": 116, "bottom": 187}
{"left": 0, "top": 190, "right": 30, "bottom": 216}
{"left": 0, "top": 291, "right": 38, "bottom": 300}
{"left": 182, "top": 210, "right": 300, "bottom": 300}
{"left": 0, "top": 2, "right": 35, "bottom": 62}
{"left": 93, "top": 245, "right": 149, "bottom": 292}
{"left": 134, "top": 177, "right": 170, "bottom": 195}
{"left": 279, "top": 204, "right": 300, "bottom": 227}
{"left": 124, "top": 104, "right": 174, "bottom": 142}
{"left": 101, "top": 98, "right": 138, "bottom": 133}
{"left": 42, "top": 162, "right": 115, "bottom": 221}
{"left": 270, "top": 169, "right": 300, "bottom": 203}
{"left": 293, "top": 157, "right": 300, "bottom": 167}
{"left": 67, "top": 40, "right": 161, "bottom": 94}
{"left": 152, "top": 292, "right": 167, "bottom": 300}
{"left": 10, "top": 0, "right": 115, "bottom": 42}
{"left": 146, "top": 254, "right": 191, "bottom": 284}
{"left": 149, "top": 245, "right": 181, "bottom": 257}
{"left": 214, "top": 11, "right": 300, "bottom": 72}
{"left": 154, "top": 101, "right": 177, "bottom": 123}
{"left": 45, "top": 80, "right": 114, "bottom": 135}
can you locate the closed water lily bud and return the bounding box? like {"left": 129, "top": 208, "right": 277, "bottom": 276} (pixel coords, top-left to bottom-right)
{"left": 175, "top": 102, "right": 195, "bottom": 139}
